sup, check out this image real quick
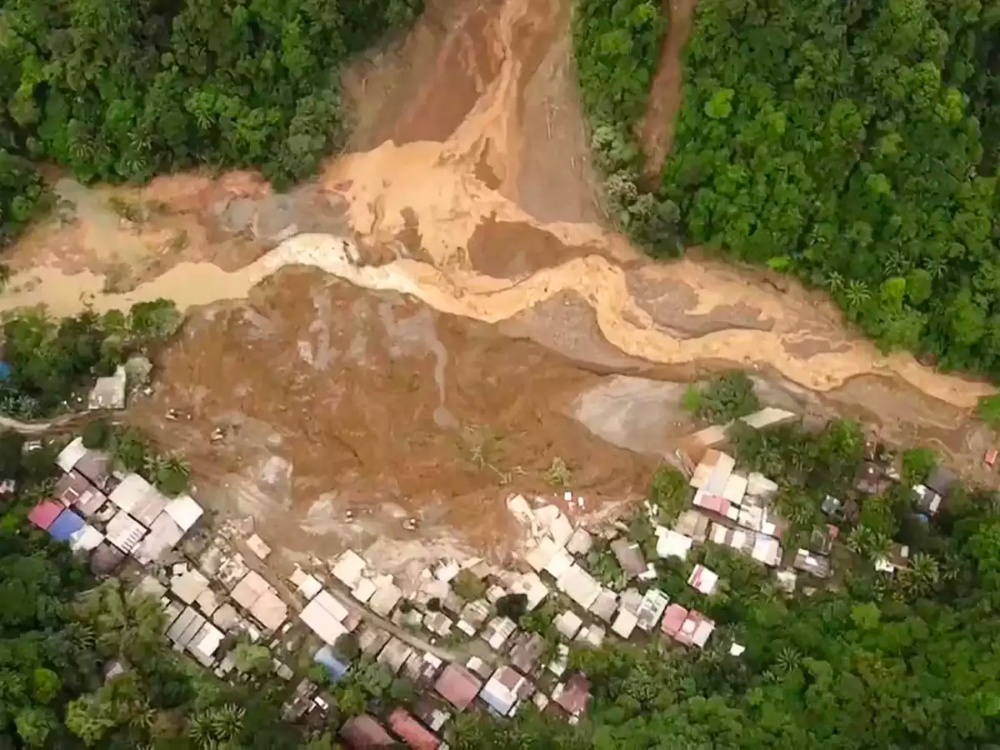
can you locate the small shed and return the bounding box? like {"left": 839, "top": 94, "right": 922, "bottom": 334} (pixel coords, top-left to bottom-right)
{"left": 610, "top": 538, "right": 647, "bottom": 578}
{"left": 313, "top": 645, "right": 352, "bottom": 683}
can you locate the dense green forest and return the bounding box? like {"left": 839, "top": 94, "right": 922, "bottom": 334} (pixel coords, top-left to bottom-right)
{"left": 449, "top": 419, "right": 1000, "bottom": 748}
{"left": 0, "top": 0, "right": 421, "bottom": 241}
{"left": 0, "top": 435, "right": 336, "bottom": 749}
{"left": 574, "top": 0, "right": 1000, "bottom": 379}
{"left": 0, "top": 299, "right": 180, "bottom": 418}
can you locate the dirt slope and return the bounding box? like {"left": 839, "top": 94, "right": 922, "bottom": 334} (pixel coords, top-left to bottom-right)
{"left": 1, "top": 0, "right": 996, "bottom": 562}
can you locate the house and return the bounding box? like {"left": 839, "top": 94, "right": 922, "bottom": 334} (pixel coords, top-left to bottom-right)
{"left": 875, "top": 543, "right": 910, "bottom": 574}
{"left": 378, "top": 638, "right": 415, "bottom": 675}
{"left": 69, "top": 525, "right": 105, "bottom": 552}
{"left": 301, "top": 590, "right": 352, "bottom": 645}
{"left": 163, "top": 494, "right": 203, "bottom": 532}
{"left": 340, "top": 714, "right": 394, "bottom": 748}
{"left": 313, "top": 645, "right": 352, "bottom": 683}
{"left": 88, "top": 366, "right": 127, "bottom": 410}
{"left": 809, "top": 525, "right": 838, "bottom": 557}
{"left": 611, "top": 608, "right": 638, "bottom": 639}
{"left": 424, "top": 611, "right": 453, "bottom": 637}
{"left": 925, "top": 466, "right": 957, "bottom": 499}
{"left": 332, "top": 550, "right": 367, "bottom": 588}
{"left": 635, "top": 588, "right": 670, "bottom": 631}
{"left": 554, "top": 610, "right": 583, "bottom": 640}
{"left": 510, "top": 572, "right": 549, "bottom": 610}
{"left": 105, "top": 511, "right": 147, "bottom": 554}
{"left": 690, "top": 450, "right": 736, "bottom": 495}
{"left": 656, "top": 528, "right": 693, "bottom": 560}
{"left": 509, "top": 632, "right": 547, "bottom": 675}
{"left": 457, "top": 599, "right": 491, "bottom": 636}
{"left": 481, "top": 666, "right": 531, "bottom": 717}
{"left": 53, "top": 470, "right": 106, "bottom": 516}
{"left": 673, "top": 510, "right": 710, "bottom": 543}
{"left": 171, "top": 566, "right": 211, "bottom": 605}
{"left": 402, "top": 651, "right": 444, "bottom": 686}
{"left": 661, "top": 604, "right": 715, "bottom": 648}
{"left": 388, "top": 708, "right": 439, "bottom": 750}
{"left": 610, "top": 538, "right": 647, "bottom": 579}
{"left": 551, "top": 673, "right": 591, "bottom": 719}
{"left": 855, "top": 463, "right": 889, "bottom": 496}
{"left": 566, "top": 527, "right": 593, "bottom": 556}
{"left": 556, "top": 564, "right": 601, "bottom": 609}
{"left": 413, "top": 696, "right": 451, "bottom": 733}
{"left": 434, "top": 663, "right": 482, "bottom": 711}
{"left": 688, "top": 565, "right": 719, "bottom": 595}
{"left": 913, "top": 484, "right": 943, "bottom": 516}
{"left": 793, "top": 549, "right": 832, "bottom": 579}
{"left": 481, "top": 616, "right": 517, "bottom": 651}
{"left": 188, "top": 622, "right": 224, "bottom": 667}
{"left": 133, "top": 513, "right": 185, "bottom": 565}
{"left": 28, "top": 500, "right": 63, "bottom": 531}
{"left": 48, "top": 508, "right": 86, "bottom": 543}
{"left": 588, "top": 588, "right": 618, "bottom": 623}
{"left": 368, "top": 580, "right": 403, "bottom": 617}
{"left": 577, "top": 624, "right": 606, "bottom": 647}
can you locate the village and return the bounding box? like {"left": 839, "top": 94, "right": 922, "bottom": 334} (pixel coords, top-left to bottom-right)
{"left": 18, "top": 391, "right": 962, "bottom": 749}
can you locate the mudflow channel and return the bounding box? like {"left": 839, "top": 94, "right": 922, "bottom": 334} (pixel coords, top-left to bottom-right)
{"left": 3, "top": 0, "right": 997, "bottom": 570}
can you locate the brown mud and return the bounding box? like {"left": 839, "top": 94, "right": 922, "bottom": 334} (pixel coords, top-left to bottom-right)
{"left": 2, "top": 0, "right": 997, "bottom": 562}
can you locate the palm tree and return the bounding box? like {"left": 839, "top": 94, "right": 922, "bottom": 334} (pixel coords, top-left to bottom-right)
{"left": 899, "top": 553, "right": 939, "bottom": 598}
{"left": 824, "top": 270, "right": 845, "bottom": 292}
{"left": 844, "top": 280, "right": 871, "bottom": 310}
{"left": 210, "top": 704, "right": 245, "bottom": 742}
{"left": 188, "top": 712, "right": 215, "bottom": 748}
{"left": 775, "top": 647, "right": 802, "bottom": 675}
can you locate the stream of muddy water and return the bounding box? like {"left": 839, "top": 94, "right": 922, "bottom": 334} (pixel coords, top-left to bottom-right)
{"left": 3, "top": 0, "right": 996, "bottom": 568}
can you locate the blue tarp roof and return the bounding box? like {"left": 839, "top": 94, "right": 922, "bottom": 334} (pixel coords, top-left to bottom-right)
{"left": 0, "top": 362, "right": 11, "bottom": 381}
{"left": 314, "top": 645, "right": 351, "bottom": 683}
{"left": 48, "top": 508, "right": 86, "bottom": 542}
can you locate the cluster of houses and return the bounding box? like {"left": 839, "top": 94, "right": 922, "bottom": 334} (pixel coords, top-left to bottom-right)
{"left": 27, "top": 437, "right": 204, "bottom": 576}
{"left": 16, "top": 414, "right": 966, "bottom": 749}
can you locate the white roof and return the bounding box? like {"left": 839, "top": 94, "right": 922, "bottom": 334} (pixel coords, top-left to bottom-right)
{"left": 722, "top": 473, "right": 748, "bottom": 505}
{"left": 525, "top": 537, "right": 558, "bottom": 573}
{"left": 752, "top": 536, "right": 782, "bottom": 566}
{"left": 691, "top": 618, "right": 715, "bottom": 648}
{"left": 332, "top": 550, "right": 367, "bottom": 588}
{"left": 250, "top": 589, "right": 288, "bottom": 631}
{"left": 657, "top": 529, "right": 693, "bottom": 560}
{"left": 611, "top": 609, "right": 638, "bottom": 638}
{"left": 246, "top": 533, "right": 271, "bottom": 559}
{"left": 108, "top": 474, "right": 153, "bottom": 515}
{"left": 56, "top": 437, "right": 88, "bottom": 473}
{"left": 131, "top": 485, "right": 169, "bottom": 528}
{"left": 231, "top": 571, "right": 271, "bottom": 609}
{"left": 556, "top": 564, "right": 601, "bottom": 610}
{"left": 481, "top": 668, "right": 522, "bottom": 716}
{"left": 730, "top": 642, "right": 746, "bottom": 656}
{"left": 297, "top": 574, "right": 323, "bottom": 600}
{"left": 544, "top": 547, "right": 574, "bottom": 579}
{"left": 171, "top": 567, "right": 211, "bottom": 604}
{"left": 368, "top": 582, "right": 402, "bottom": 617}
{"left": 300, "top": 593, "right": 349, "bottom": 645}
{"left": 133, "top": 513, "right": 185, "bottom": 565}
{"left": 106, "top": 511, "right": 147, "bottom": 553}
{"left": 164, "top": 494, "right": 203, "bottom": 532}
{"left": 69, "top": 524, "right": 104, "bottom": 552}
{"left": 510, "top": 572, "right": 548, "bottom": 610}
{"left": 566, "top": 527, "right": 593, "bottom": 556}
{"left": 688, "top": 565, "right": 719, "bottom": 595}
{"left": 636, "top": 588, "right": 670, "bottom": 631}
{"left": 351, "top": 578, "right": 377, "bottom": 604}
{"left": 549, "top": 513, "right": 574, "bottom": 548}
{"left": 191, "top": 622, "right": 224, "bottom": 657}
{"left": 554, "top": 610, "right": 583, "bottom": 639}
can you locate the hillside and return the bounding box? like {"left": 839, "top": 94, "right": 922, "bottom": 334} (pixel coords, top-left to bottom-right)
{"left": 576, "top": 0, "right": 1000, "bottom": 379}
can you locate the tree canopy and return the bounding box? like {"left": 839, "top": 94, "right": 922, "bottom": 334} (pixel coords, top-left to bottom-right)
{"left": 574, "top": 0, "right": 1000, "bottom": 380}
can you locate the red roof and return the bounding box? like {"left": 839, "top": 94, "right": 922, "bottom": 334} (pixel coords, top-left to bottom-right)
{"left": 389, "top": 708, "right": 439, "bottom": 750}
{"left": 434, "top": 663, "right": 482, "bottom": 710}
{"left": 661, "top": 603, "right": 688, "bottom": 637}
{"left": 28, "top": 500, "right": 64, "bottom": 530}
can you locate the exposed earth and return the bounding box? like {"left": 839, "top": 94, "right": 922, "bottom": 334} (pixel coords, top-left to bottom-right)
{"left": 3, "top": 0, "right": 997, "bottom": 574}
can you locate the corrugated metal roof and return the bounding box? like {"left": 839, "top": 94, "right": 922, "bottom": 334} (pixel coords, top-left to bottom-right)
{"left": 48, "top": 509, "right": 86, "bottom": 542}
{"left": 314, "top": 645, "right": 351, "bottom": 682}
{"left": 164, "top": 494, "right": 203, "bottom": 532}
{"left": 28, "top": 500, "right": 64, "bottom": 531}
{"left": 434, "top": 663, "right": 482, "bottom": 710}
{"left": 56, "top": 437, "right": 87, "bottom": 473}
{"left": 388, "top": 708, "right": 439, "bottom": 750}
{"left": 133, "top": 513, "right": 184, "bottom": 565}
{"left": 340, "top": 714, "right": 394, "bottom": 748}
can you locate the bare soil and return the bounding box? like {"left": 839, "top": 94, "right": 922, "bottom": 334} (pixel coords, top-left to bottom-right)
{"left": 638, "top": 0, "right": 698, "bottom": 178}
{"left": 2, "top": 0, "right": 998, "bottom": 562}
